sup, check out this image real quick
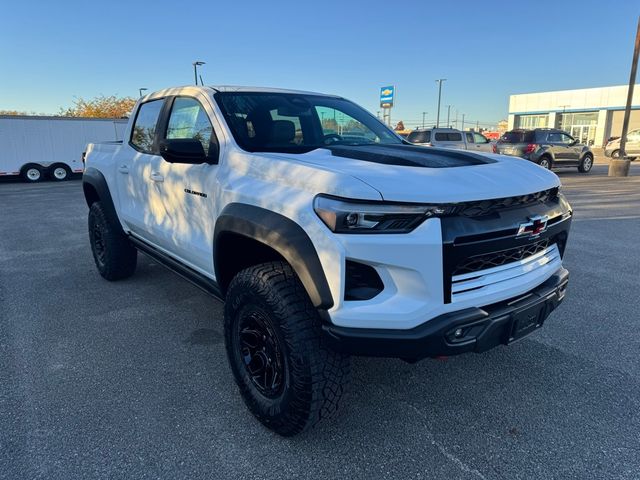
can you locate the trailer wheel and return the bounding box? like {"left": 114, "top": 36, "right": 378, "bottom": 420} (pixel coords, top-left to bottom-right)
{"left": 50, "top": 164, "right": 71, "bottom": 181}
{"left": 21, "top": 164, "right": 44, "bottom": 183}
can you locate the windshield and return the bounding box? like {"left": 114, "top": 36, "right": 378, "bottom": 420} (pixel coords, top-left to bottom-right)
{"left": 214, "top": 92, "right": 402, "bottom": 153}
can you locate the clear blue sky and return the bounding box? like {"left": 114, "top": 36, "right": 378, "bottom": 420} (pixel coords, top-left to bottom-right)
{"left": 1, "top": 0, "right": 638, "bottom": 128}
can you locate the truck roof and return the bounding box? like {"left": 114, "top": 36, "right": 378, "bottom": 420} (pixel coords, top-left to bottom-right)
{"left": 142, "top": 85, "right": 341, "bottom": 101}
{"left": 210, "top": 85, "right": 341, "bottom": 97}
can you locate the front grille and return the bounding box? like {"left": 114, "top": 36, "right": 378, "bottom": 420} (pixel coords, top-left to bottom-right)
{"left": 453, "top": 239, "right": 550, "bottom": 276}
{"left": 451, "top": 188, "right": 559, "bottom": 217}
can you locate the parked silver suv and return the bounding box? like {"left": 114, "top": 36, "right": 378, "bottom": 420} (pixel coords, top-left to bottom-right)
{"left": 406, "top": 127, "right": 493, "bottom": 152}
{"left": 604, "top": 129, "right": 639, "bottom": 160}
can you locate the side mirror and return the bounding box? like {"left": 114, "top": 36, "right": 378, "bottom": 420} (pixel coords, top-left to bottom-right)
{"left": 159, "top": 138, "right": 208, "bottom": 164}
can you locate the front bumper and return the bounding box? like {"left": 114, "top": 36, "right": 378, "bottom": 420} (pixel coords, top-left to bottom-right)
{"left": 323, "top": 267, "right": 569, "bottom": 360}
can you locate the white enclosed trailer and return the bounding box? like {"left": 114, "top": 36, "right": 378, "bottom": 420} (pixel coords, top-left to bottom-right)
{"left": 0, "top": 115, "right": 128, "bottom": 182}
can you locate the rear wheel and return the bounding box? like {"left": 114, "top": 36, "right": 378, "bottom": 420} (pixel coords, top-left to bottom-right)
{"left": 50, "top": 164, "right": 71, "bottom": 181}
{"left": 224, "top": 261, "right": 350, "bottom": 436}
{"left": 21, "top": 164, "right": 43, "bottom": 183}
{"left": 578, "top": 154, "right": 593, "bottom": 173}
{"left": 88, "top": 202, "right": 137, "bottom": 280}
{"left": 537, "top": 156, "right": 552, "bottom": 169}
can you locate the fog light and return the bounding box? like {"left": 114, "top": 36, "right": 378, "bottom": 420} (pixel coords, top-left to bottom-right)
{"left": 454, "top": 328, "right": 464, "bottom": 338}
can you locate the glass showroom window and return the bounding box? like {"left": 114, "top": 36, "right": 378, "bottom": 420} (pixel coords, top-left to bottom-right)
{"left": 515, "top": 114, "right": 548, "bottom": 129}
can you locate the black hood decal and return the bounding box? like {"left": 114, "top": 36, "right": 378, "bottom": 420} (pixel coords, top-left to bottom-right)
{"left": 327, "top": 144, "right": 496, "bottom": 168}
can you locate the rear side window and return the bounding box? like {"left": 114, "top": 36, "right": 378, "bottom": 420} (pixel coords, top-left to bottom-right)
{"left": 465, "top": 132, "right": 474, "bottom": 143}
{"left": 501, "top": 131, "right": 535, "bottom": 143}
{"left": 434, "top": 132, "right": 462, "bottom": 141}
{"left": 130, "top": 99, "right": 164, "bottom": 153}
{"left": 407, "top": 130, "right": 431, "bottom": 143}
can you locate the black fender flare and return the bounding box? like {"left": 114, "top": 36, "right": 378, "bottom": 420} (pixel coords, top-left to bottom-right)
{"left": 214, "top": 203, "right": 333, "bottom": 309}
{"left": 82, "top": 167, "right": 120, "bottom": 227}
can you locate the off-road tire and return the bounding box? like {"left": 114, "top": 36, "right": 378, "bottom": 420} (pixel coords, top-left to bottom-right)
{"left": 224, "top": 261, "right": 350, "bottom": 436}
{"left": 578, "top": 153, "right": 593, "bottom": 173}
{"left": 88, "top": 202, "right": 137, "bottom": 281}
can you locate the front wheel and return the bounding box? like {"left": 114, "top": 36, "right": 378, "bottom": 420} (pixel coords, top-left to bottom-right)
{"left": 224, "top": 261, "right": 350, "bottom": 436}
{"left": 611, "top": 149, "right": 621, "bottom": 159}
{"left": 578, "top": 154, "right": 593, "bottom": 173}
{"left": 88, "top": 202, "right": 137, "bottom": 280}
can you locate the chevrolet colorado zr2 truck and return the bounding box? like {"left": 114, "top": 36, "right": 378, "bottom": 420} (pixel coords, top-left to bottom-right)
{"left": 82, "top": 86, "right": 572, "bottom": 436}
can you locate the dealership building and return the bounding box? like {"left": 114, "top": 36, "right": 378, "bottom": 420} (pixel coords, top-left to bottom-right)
{"left": 508, "top": 84, "right": 640, "bottom": 147}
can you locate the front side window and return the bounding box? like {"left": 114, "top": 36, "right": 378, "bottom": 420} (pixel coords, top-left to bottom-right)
{"left": 473, "top": 133, "right": 488, "bottom": 144}
{"left": 130, "top": 99, "right": 164, "bottom": 153}
{"left": 215, "top": 92, "right": 401, "bottom": 153}
{"left": 166, "top": 97, "right": 214, "bottom": 155}
{"left": 560, "top": 133, "right": 574, "bottom": 144}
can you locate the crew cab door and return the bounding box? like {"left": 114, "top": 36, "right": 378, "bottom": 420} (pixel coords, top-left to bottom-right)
{"left": 116, "top": 98, "right": 166, "bottom": 240}
{"left": 151, "top": 95, "right": 221, "bottom": 274}
{"left": 472, "top": 132, "right": 493, "bottom": 152}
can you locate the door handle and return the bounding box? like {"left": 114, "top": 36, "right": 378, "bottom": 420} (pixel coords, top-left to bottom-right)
{"left": 150, "top": 172, "right": 164, "bottom": 183}
{"left": 118, "top": 164, "right": 129, "bottom": 174}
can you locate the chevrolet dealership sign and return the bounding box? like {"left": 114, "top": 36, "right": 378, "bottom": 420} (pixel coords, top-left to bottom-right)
{"left": 380, "top": 86, "right": 395, "bottom": 108}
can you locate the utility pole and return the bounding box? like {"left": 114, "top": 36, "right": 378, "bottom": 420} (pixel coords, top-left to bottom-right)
{"left": 476, "top": 120, "right": 479, "bottom": 131}
{"left": 422, "top": 111, "right": 427, "bottom": 128}
{"left": 461, "top": 113, "right": 465, "bottom": 131}
{"left": 454, "top": 110, "right": 458, "bottom": 129}
{"left": 192, "top": 61, "right": 205, "bottom": 85}
{"left": 609, "top": 16, "right": 639, "bottom": 177}
{"left": 435, "top": 79, "right": 446, "bottom": 128}
{"left": 446, "top": 105, "right": 451, "bottom": 127}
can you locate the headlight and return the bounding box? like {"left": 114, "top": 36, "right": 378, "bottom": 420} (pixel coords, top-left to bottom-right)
{"left": 313, "top": 195, "right": 451, "bottom": 233}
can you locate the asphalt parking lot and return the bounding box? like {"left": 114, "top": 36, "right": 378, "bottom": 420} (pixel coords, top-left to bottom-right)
{"left": 1, "top": 164, "right": 639, "bottom": 480}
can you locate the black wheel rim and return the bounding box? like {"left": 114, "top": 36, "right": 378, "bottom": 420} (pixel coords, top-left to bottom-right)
{"left": 92, "top": 223, "right": 106, "bottom": 265}
{"left": 237, "top": 308, "right": 285, "bottom": 399}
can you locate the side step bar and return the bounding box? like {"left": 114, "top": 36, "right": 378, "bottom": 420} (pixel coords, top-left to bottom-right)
{"left": 128, "top": 236, "right": 224, "bottom": 302}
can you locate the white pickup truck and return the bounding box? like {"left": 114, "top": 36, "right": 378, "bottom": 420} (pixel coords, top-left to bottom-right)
{"left": 83, "top": 85, "right": 572, "bottom": 436}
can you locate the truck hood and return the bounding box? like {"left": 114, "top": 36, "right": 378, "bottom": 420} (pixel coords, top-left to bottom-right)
{"left": 264, "top": 144, "right": 560, "bottom": 203}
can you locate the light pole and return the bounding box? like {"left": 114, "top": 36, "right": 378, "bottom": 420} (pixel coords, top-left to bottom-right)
{"left": 192, "top": 61, "right": 205, "bottom": 85}
{"left": 446, "top": 105, "right": 452, "bottom": 127}
{"left": 422, "top": 111, "right": 427, "bottom": 128}
{"left": 435, "top": 78, "right": 446, "bottom": 128}
{"left": 461, "top": 113, "right": 465, "bottom": 131}
{"left": 138, "top": 88, "right": 147, "bottom": 98}
{"left": 610, "top": 15, "right": 640, "bottom": 177}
